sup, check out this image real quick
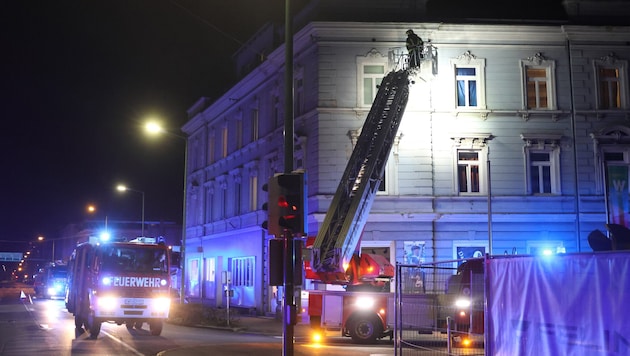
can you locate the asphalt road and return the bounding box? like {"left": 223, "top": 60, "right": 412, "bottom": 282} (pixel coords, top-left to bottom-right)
{"left": 0, "top": 283, "right": 397, "bottom": 356}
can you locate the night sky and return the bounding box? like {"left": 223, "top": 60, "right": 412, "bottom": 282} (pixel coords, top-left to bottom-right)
{"left": 0, "top": 1, "right": 291, "bottom": 248}
{"left": 0, "top": 0, "right": 573, "bottom": 252}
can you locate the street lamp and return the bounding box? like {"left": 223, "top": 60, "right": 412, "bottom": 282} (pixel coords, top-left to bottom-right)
{"left": 116, "top": 184, "right": 146, "bottom": 237}
{"left": 144, "top": 120, "right": 188, "bottom": 305}
{"left": 36, "top": 235, "right": 55, "bottom": 263}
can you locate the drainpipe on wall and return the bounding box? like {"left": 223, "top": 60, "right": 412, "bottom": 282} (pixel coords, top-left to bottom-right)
{"left": 567, "top": 38, "right": 583, "bottom": 252}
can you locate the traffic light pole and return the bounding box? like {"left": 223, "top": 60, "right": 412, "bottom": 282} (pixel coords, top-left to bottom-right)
{"left": 283, "top": 0, "right": 295, "bottom": 355}
{"left": 283, "top": 231, "right": 295, "bottom": 356}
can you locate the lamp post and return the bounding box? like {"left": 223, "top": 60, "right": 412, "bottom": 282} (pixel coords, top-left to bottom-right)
{"left": 37, "top": 235, "right": 55, "bottom": 263}
{"left": 116, "top": 185, "right": 146, "bottom": 237}
{"left": 145, "top": 120, "right": 188, "bottom": 305}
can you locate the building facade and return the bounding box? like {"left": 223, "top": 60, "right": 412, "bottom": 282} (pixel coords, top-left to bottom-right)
{"left": 181, "top": 11, "right": 630, "bottom": 314}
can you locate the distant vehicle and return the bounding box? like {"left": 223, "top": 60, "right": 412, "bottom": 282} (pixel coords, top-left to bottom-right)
{"left": 33, "top": 264, "right": 68, "bottom": 299}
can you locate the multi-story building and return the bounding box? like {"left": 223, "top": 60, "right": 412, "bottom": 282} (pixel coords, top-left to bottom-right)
{"left": 180, "top": 1, "right": 630, "bottom": 314}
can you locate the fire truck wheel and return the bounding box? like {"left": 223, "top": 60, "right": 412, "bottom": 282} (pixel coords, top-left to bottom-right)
{"left": 348, "top": 315, "right": 381, "bottom": 344}
{"left": 74, "top": 315, "right": 85, "bottom": 330}
{"left": 149, "top": 320, "right": 163, "bottom": 336}
{"left": 87, "top": 315, "right": 101, "bottom": 339}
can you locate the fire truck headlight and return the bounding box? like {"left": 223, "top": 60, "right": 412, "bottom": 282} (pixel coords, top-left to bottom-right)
{"left": 355, "top": 296, "right": 375, "bottom": 309}
{"left": 102, "top": 277, "right": 112, "bottom": 286}
{"left": 97, "top": 296, "right": 117, "bottom": 311}
{"left": 153, "top": 297, "right": 171, "bottom": 313}
{"left": 455, "top": 298, "right": 471, "bottom": 308}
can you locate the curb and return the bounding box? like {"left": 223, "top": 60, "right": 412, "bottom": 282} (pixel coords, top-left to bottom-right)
{"left": 166, "top": 319, "right": 246, "bottom": 332}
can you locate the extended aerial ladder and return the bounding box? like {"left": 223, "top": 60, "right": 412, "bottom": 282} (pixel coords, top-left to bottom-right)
{"left": 311, "top": 69, "right": 411, "bottom": 284}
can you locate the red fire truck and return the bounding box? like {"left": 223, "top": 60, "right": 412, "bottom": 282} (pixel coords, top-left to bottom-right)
{"left": 65, "top": 236, "right": 171, "bottom": 338}
{"left": 305, "top": 69, "right": 410, "bottom": 343}
{"left": 305, "top": 66, "right": 480, "bottom": 345}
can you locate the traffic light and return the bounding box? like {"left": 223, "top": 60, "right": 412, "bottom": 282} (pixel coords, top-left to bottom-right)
{"left": 262, "top": 176, "right": 281, "bottom": 236}
{"left": 261, "top": 172, "right": 307, "bottom": 237}
{"left": 276, "top": 172, "right": 307, "bottom": 236}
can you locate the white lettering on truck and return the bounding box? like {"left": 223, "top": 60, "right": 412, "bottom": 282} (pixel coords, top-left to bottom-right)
{"left": 112, "top": 277, "right": 161, "bottom": 287}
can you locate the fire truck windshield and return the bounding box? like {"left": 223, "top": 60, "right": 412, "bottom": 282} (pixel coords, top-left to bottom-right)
{"left": 99, "top": 245, "right": 168, "bottom": 274}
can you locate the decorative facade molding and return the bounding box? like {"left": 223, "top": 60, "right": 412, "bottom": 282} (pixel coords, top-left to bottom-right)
{"left": 520, "top": 133, "right": 563, "bottom": 149}
{"left": 204, "top": 180, "right": 215, "bottom": 195}
{"left": 456, "top": 50, "right": 477, "bottom": 64}
{"left": 245, "top": 160, "right": 259, "bottom": 177}
{"left": 598, "top": 52, "right": 619, "bottom": 65}
{"left": 451, "top": 133, "right": 493, "bottom": 148}
{"left": 525, "top": 52, "right": 548, "bottom": 65}
{"left": 364, "top": 48, "right": 385, "bottom": 59}
{"left": 216, "top": 175, "right": 228, "bottom": 190}
{"left": 230, "top": 168, "right": 242, "bottom": 184}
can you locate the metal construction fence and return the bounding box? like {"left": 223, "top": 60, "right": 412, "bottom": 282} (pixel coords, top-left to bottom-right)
{"left": 395, "top": 258, "right": 486, "bottom": 356}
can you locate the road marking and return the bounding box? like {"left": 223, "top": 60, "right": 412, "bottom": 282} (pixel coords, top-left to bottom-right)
{"left": 101, "top": 330, "right": 144, "bottom": 356}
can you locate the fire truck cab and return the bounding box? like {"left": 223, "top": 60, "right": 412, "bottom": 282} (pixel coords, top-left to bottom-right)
{"left": 34, "top": 264, "right": 68, "bottom": 299}
{"left": 65, "top": 236, "right": 171, "bottom": 338}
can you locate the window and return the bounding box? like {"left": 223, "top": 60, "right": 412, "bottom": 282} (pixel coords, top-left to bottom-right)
{"left": 209, "top": 181, "right": 215, "bottom": 223}
{"left": 357, "top": 49, "right": 387, "bottom": 107}
{"left": 521, "top": 134, "right": 562, "bottom": 195}
{"left": 236, "top": 118, "right": 243, "bottom": 150}
{"left": 349, "top": 129, "right": 401, "bottom": 195}
{"left": 457, "top": 150, "right": 480, "bottom": 193}
{"left": 221, "top": 125, "right": 228, "bottom": 158}
{"left": 599, "top": 67, "right": 621, "bottom": 109}
{"left": 294, "top": 135, "right": 307, "bottom": 171}
{"left": 525, "top": 68, "right": 548, "bottom": 108}
{"left": 362, "top": 65, "right": 385, "bottom": 106}
{"left": 230, "top": 256, "right": 255, "bottom": 287}
{"left": 251, "top": 108, "right": 259, "bottom": 142}
{"left": 520, "top": 53, "right": 557, "bottom": 110}
{"left": 188, "top": 258, "right": 200, "bottom": 297}
{"left": 452, "top": 135, "right": 491, "bottom": 195}
{"left": 529, "top": 152, "right": 552, "bottom": 193}
{"left": 601, "top": 146, "right": 630, "bottom": 225}
{"left": 203, "top": 257, "right": 216, "bottom": 299}
{"left": 230, "top": 169, "right": 242, "bottom": 216}
{"left": 272, "top": 93, "right": 282, "bottom": 128}
{"left": 205, "top": 258, "right": 215, "bottom": 283}
{"left": 294, "top": 69, "right": 304, "bottom": 116}
{"left": 249, "top": 175, "right": 258, "bottom": 211}
{"left": 527, "top": 241, "right": 565, "bottom": 255}
{"left": 453, "top": 240, "right": 488, "bottom": 267}
{"left": 451, "top": 51, "right": 486, "bottom": 109}
{"left": 456, "top": 68, "right": 477, "bottom": 107}
{"left": 207, "top": 131, "right": 215, "bottom": 165}
{"left": 216, "top": 176, "right": 227, "bottom": 219}
{"left": 594, "top": 54, "right": 628, "bottom": 109}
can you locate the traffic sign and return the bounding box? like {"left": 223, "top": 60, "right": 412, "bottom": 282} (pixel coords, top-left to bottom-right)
{"left": 0, "top": 252, "right": 23, "bottom": 262}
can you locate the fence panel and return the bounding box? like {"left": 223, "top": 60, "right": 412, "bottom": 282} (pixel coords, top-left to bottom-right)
{"left": 395, "top": 258, "right": 486, "bottom": 356}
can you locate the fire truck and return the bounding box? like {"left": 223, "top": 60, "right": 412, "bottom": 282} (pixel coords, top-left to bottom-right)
{"left": 305, "top": 68, "right": 410, "bottom": 343}
{"left": 304, "top": 56, "right": 479, "bottom": 344}
{"left": 65, "top": 236, "right": 171, "bottom": 338}
{"left": 34, "top": 263, "right": 68, "bottom": 299}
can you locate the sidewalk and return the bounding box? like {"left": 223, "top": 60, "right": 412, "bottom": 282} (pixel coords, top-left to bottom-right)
{"left": 201, "top": 315, "right": 311, "bottom": 336}
{"left": 166, "top": 313, "right": 312, "bottom": 337}
{"left": 159, "top": 316, "right": 316, "bottom": 356}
